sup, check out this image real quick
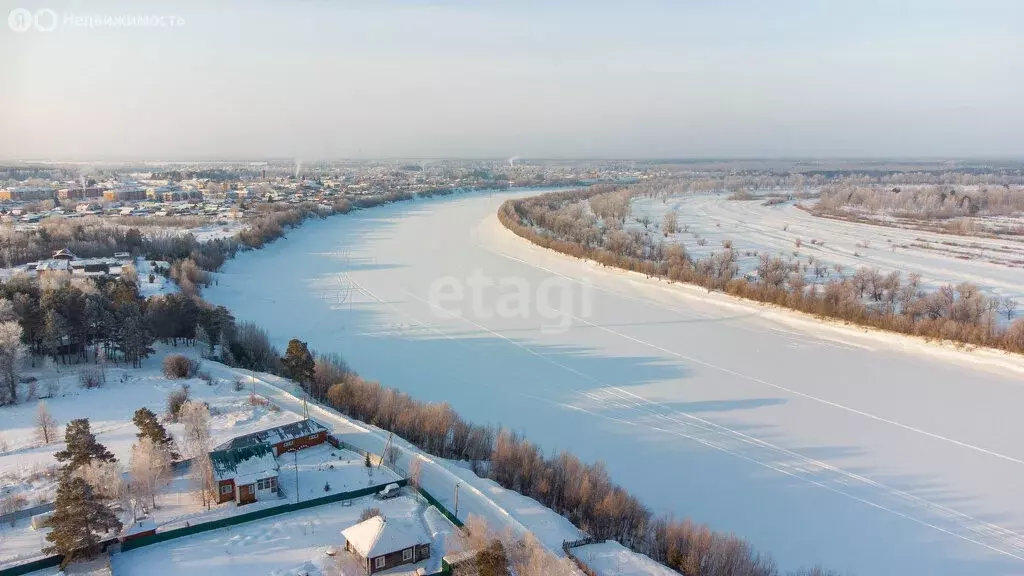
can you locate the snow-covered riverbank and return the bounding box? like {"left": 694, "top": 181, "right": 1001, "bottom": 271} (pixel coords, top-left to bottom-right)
{"left": 204, "top": 190, "right": 1024, "bottom": 575}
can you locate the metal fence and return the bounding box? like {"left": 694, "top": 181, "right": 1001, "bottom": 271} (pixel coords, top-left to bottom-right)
{"left": 0, "top": 479, "right": 408, "bottom": 576}
{"left": 416, "top": 486, "right": 464, "bottom": 529}
{"left": 0, "top": 503, "right": 55, "bottom": 526}
{"left": 0, "top": 555, "right": 61, "bottom": 576}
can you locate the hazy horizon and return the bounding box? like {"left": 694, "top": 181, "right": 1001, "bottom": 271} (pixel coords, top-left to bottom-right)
{"left": 3, "top": 0, "right": 1023, "bottom": 161}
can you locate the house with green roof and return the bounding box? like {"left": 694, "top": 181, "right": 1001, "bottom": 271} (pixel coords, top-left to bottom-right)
{"left": 210, "top": 443, "right": 280, "bottom": 505}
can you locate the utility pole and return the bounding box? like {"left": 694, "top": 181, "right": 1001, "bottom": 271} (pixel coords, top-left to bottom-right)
{"left": 454, "top": 482, "right": 460, "bottom": 519}
{"left": 294, "top": 450, "right": 299, "bottom": 504}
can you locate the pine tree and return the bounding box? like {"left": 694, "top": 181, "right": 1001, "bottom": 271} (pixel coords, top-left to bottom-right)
{"left": 54, "top": 419, "right": 116, "bottom": 473}
{"left": 44, "top": 475, "right": 122, "bottom": 566}
{"left": 115, "top": 302, "right": 154, "bottom": 368}
{"left": 282, "top": 339, "right": 315, "bottom": 385}
{"left": 194, "top": 325, "right": 213, "bottom": 356}
{"left": 43, "top": 309, "right": 67, "bottom": 364}
{"left": 132, "top": 407, "right": 179, "bottom": 460}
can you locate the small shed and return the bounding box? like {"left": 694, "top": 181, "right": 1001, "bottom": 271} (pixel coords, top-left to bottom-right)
{"left": 340, "top": 515, "right": 431, "bottom": 574}
{"left": 30, "top": 511, "right": 53, "bottom": 530}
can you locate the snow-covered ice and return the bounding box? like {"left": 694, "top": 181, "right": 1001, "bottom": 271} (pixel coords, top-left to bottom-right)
{"left": 204, "top": 190, "right": 1024, "bottom": 575}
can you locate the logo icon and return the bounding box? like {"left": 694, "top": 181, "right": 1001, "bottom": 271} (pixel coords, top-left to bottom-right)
{"left": 33, "top": 8, "right": 58, "bottom": 31}
{"left": 7, "top": 7, "right": 32, "bottom": 31}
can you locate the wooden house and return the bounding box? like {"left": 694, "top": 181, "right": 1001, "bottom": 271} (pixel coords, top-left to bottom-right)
{"left": 340, "top": 515, "right": 431, "bottom": 574}
{"left": 211, "top": 444, "right": 280, "bottom": 505}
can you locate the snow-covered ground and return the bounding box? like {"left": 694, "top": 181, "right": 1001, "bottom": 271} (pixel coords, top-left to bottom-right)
{"left": 572, "top": 541, "right": 676, "bottom": 576}
{"left": 632, "top": 193, "right": 1024, "bottom": 306}
{"left": 0, "top": 350, "right": 310, "bottom": 568}
{"left": 111, "top": 495, "right": 432, "bottom": 576}
{"left": 204, "top": 191, "right": 1024, "bottom": 575}
{"left": 187, "top": 221, "right": 245, "bottom": 243}
{"left": 134, "top": 257, "right": 176, "bottom": 298}
{"left": 0, "top": 351, "right": 299, "bottom": 508}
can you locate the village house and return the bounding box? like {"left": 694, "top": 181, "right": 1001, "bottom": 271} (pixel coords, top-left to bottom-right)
{"left": 340, "top": 515, "right": 431, "bottom": 574}
{"left": 212, "top": 418, "right": 329, "bottom": 456}
{"left": 211, "top": 443, "right": 280, "bottom": 505}
{"left": 210, "top": 419, "right": 330, "bottom": 505}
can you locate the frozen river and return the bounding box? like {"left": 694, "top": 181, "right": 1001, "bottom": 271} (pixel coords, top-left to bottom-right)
{"left": 206, "top": 190, "right": 1024, "bottom": 575}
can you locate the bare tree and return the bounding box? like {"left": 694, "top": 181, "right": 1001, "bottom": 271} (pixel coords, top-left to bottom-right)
{"left": 179, "top": 401, "right": 215, "bottom": 508}
{"left": 130, "top": 437, "right": 173, "bottom": 511}
{"left": 36, "top": 401, "right": 59, "bottom": 444}
{"left": 190, "top": 453, "right": 216, "bottom": 510}
{"left": 408, "top": 458, "right": 423, "bottom": 490}
{"left": 1000, "top": 297, "right": 1018, "bottom": 321}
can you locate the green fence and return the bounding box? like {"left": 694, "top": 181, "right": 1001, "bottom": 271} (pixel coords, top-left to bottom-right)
{"left": 417, "top": 486, "right": 464, "bottom": 529}
{"left": 2, "top": 478, "right": 413, "bottom": 574}
{"left": 0, "top": 555, "right": 61, "bottom": 576}
{"left": 120, "top": 478, "right": 407, "bottom": 552}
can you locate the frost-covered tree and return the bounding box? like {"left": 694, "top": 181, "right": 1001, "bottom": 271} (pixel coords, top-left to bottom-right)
{"left": 77, "top": 459, "right": 126, "bottom": 501}
{"left": 179, "top": 401, "right": 211, "bottom": 460}
{"left": 190, "top": 453, "right": 216, "bottom": 510}
{"left": 130, "top": 437, "right": 172, "bottom": 509}
{"left": 0, "top": 321, "right": 25, "bottom": 404}
{"left": 661, "top": 210, "right": 678, "bottom": 235}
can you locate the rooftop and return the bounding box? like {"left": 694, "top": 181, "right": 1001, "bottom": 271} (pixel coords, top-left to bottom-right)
{"left": 340, "top": 515, "right": 428, "bottom": 559}
{"left": 210, "top": 443, "right": 279, "bottom": 482}
{"left": 212, "top": 418, "right": 328, "bottom": 451}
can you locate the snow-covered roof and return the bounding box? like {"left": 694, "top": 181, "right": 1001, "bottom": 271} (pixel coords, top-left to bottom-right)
{"left": 341, "top": 516, "right": 428, "bottom": 559}
{"left": 210, "top": 444, "right": 279, "bottom": 482}
{"left": 37, "top": 259, "right": 72, "bottom": 271}
{"left": 212, "top": 418, "right": 328, "bottom": 451}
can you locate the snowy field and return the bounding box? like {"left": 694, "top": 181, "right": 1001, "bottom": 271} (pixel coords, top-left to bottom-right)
{"left": 204, "top": 191, "right": 1024, "bottom": 575}
{"left": 111, "top": 495, "right": 437, "bottom": 576}
{"left": 573, "top": 541, "right": 677, "bottom": 576}
{"left": 632, "top": 193, "right": 1024, "bottom": 305}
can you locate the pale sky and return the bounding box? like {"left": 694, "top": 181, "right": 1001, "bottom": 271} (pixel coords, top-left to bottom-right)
{"left": 2, "top": 0, "right": 1022, "bottom": 160}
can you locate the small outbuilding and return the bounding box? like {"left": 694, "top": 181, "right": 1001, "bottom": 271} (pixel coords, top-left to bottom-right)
{"left": 340, "top": 515, "right": 431, "bottom": 574}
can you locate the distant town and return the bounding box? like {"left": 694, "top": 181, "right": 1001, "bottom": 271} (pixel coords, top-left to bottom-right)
{"left": 0, "top": 159, "right": 653, "bottom": 225}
